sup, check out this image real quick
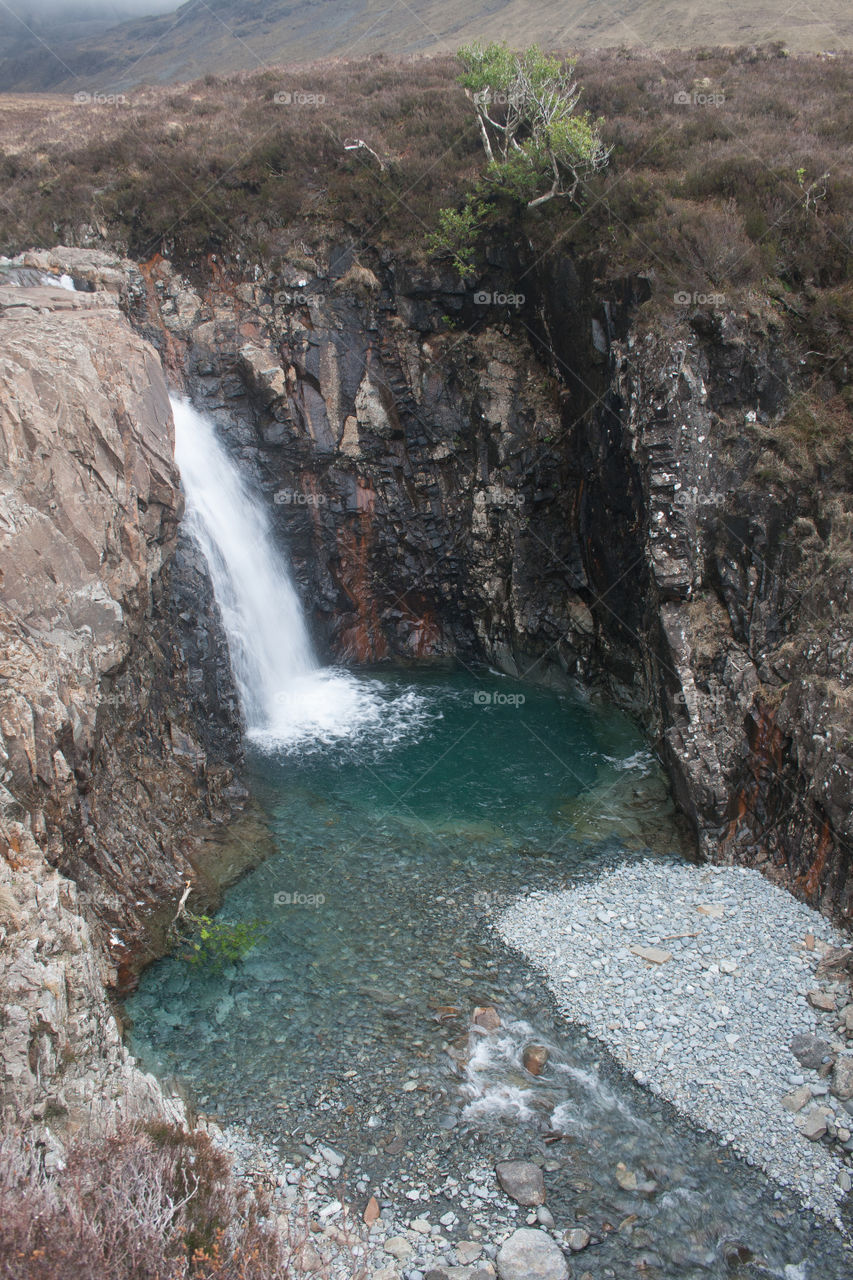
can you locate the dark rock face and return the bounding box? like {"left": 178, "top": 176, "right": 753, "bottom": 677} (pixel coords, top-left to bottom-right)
{"left": 113, "top": 244, "right": 851, "bottom": 924}
{"left": 138, "top": 252, "right": 611, "bottom": 691}
{"left": 26, "top": 245, "right": 849, "bottom": 925}
{"left": 602, "top": 316, "right": 852, "bottom": 920}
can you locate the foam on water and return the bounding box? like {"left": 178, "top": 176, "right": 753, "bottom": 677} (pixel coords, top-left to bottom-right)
{"left": 249, "top": 671, "right": 432, "bottom": 755}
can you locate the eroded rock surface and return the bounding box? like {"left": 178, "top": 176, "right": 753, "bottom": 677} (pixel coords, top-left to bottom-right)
{"left": 0, "top": 282, "right": 241, "bottom": 1146}
{"left": 12, "top": 246, "right": 851, "bottom": 936}
{"left": 114, "top": 246, "right": 851, "bottom": 922}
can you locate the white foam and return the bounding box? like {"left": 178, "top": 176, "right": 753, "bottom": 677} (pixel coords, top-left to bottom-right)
{"left": 248, "top": 670, "right": 430, "bottom": 755}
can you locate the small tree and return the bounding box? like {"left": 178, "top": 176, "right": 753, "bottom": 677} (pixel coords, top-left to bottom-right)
{"left": 458, "top": 42, "right": 611, "bottom": 206}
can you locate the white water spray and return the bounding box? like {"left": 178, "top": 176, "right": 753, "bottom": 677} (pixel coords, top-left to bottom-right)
{"left": 171, "top": 396, "right": 426, "bottom": 751}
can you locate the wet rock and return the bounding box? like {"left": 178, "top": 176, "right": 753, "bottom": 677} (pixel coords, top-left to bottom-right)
{"left": 566, "top": 1228, "right": 591, "bottom": 1251}
{"left": 496, "top": 1228, "right": 569, "bottom": 1280}
{"left": 495, "top": 1160, "right": 546, "bottom": 1206}
{"left": 522, "top": 1044, "right": 549, "bottom": 1076}
{"left": 473, "top": 1006, "right": 501, "bottom": 1031}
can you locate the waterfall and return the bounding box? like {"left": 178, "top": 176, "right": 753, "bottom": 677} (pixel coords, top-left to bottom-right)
{"left": 171, "top": 396, "right": 425, "bottom": 752}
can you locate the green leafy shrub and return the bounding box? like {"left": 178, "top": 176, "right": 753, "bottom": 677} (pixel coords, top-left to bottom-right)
{"left": 170, "top": 908, "right": 266, "bottom": 973}
{"left": 426, "top": 198, "right": 488, "bottom": 281}
{"left": 456, "top": 42, "right": 610, "bottom": 206}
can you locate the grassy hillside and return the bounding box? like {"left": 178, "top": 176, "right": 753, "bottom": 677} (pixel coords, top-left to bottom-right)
{"left": 0, "top": 0, "right": 850, "bottom": 93}
{"left": 1, "top": 48, "right": 849, "bottom": 302}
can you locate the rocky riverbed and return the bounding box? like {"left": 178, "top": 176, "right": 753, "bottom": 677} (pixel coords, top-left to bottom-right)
{"left": 497, "top": 860, "right": 853, "bottom": 1228}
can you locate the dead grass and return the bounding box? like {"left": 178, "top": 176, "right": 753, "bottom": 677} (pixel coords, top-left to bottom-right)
{"left": 0, "top": 47, "right": 848, "bottom": 298}
{"left": 0, "top": 1123, "right": 331, "bottom": 1280}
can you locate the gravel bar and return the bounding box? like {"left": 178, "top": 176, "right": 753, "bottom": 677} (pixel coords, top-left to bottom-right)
{"left": 496, "top": 860, "right": 852, "bottom": 1226}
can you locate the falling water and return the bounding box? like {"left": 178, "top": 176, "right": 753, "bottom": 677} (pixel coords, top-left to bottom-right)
{"left": 171, "top": 396, "right": 423, "bottom": 751}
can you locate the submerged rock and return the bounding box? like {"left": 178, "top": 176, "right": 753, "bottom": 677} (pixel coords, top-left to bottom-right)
{"left": 495, "top": 1161, "right": 546, "bottom": 1206}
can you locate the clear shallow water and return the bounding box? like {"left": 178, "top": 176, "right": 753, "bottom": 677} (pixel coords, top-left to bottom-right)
{"left": 128, "top": 669, "right": 850, "bottom": 1278}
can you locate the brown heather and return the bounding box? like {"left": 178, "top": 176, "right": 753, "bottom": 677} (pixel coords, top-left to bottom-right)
{"left": 0, "top": 46, "right": 849, "bottom": 304}
{"left": 0, "top": 1124, "right": 367, "bottom": 1280}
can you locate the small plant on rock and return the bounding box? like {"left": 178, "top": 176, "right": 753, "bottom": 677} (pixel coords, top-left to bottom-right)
{"left": 169, "top": 886, "right": 266, "bottom": 974}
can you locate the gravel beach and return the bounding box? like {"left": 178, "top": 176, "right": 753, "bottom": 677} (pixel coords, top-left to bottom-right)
{"left": 496, "top": 860, "right": 853, "bottom": 1226}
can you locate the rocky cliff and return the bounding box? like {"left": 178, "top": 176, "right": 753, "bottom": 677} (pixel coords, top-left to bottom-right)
{"left": 73, "top": 241, "right": 847, "bottom": 925}
{"left": 2, "top": 241, "right": 848, "bottom": 1163}
{"left": 0, "top": 277, "right": 242, "bottom": 1150}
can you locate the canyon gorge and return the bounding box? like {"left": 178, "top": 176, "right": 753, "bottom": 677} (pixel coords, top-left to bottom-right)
{"left": 1, "top": 231, "right": 850, "bottom": 1164}
{"left": 0, "top": 39, "right": 851, "bottom": 1268}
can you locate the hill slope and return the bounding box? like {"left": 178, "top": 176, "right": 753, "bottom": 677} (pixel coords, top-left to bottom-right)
{"left": 0, "top": 0, "right": 850, "bottom": 92}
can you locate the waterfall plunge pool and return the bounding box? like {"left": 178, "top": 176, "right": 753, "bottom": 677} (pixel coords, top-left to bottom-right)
{"left": 127, "top": 668, "right": 847, "bottom": 1279}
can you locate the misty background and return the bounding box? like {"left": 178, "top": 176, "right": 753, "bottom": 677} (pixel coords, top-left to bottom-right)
{"left": 2, "top": 0, "right": 181, "bottom": 20}
{"left": 0, "top": 0, "right": 183, "bottom": 68}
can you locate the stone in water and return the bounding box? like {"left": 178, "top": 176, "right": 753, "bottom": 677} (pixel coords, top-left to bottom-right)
{"left": 523, "top": 1043, "right": 549, "bottom": 1075}
{"left": 495, "top": 1160, "right": 546, "bottom": 1206}
{"left": 473, "top": 1005, "right": 501, "bottom": 1030}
